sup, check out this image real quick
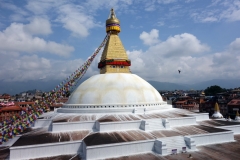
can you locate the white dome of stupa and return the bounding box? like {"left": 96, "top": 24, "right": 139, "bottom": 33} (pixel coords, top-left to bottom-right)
{"left": 66, "top": 73, "right": 163, "bottom": 105}
{"left": 59, "top": 9, "right": 171, "bottom": 114}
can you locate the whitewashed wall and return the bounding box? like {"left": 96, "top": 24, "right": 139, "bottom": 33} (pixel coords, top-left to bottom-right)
{"left": 184, "top": 137, "right": 196, "bottom": 150}
{"left": 185, "top": 113, "right": 209, "bottom": 121}
{"left": 217, "top": 125, "right": 240, "bottom": 134}
{"left": 144, "top": 105, "right": 172, "bottom": 113}
{"left": 84, "top": 140, "right": 155, "bottom": 160}
{"left": 52, "top": 121, "right": 95, "bottom": 132}
{"left": 34, "top": 119, "right": 52, "bottom": 128}
{"left": 154, "top": 140, "right": 167, "bottom": 155}
{"left": 10, "top": 141, "right": 82, "bottom": 160}
{"left": 96, "top": 121, "right": 142, "bottom": 132}
{"left": 57, "top": 104, "right": 172, "bottom": 114}
{"left": 162, "top": 119, "right": 170, "bottom": 129}
{"left": 168, "top": 117, "right": 196, "bottom": 127}
{"left": 57, "top": 108, "right": 135, "bottom": 114}
{"left": 187, "top": 131, "right": 234, "bottom": 146}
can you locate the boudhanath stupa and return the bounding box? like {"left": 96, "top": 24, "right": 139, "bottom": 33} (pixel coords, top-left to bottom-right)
{"left": 3, "top": 9, "right": 240, "bottom": 160}
{"left": 212, "top": 102, "right": 223, "bottom": 119}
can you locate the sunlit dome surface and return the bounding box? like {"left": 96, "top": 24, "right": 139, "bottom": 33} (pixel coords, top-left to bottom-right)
{"left": 66, "top": 73, "right": 163, "bottom": 105}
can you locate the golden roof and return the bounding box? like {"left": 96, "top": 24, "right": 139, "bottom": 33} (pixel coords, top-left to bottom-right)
{"left": 106, "top": 8, "right": 120, "bottom": 25}
{"left": 100, "top": 34, "right": 128, "bottom": 60}
{"left": 214, "top": 102, "right": 220, "bottom": 112}
{"left": 99, "top": 9, "right": 130, "bottom": 74}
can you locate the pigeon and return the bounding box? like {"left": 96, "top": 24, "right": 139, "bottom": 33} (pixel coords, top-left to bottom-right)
{"left": 178, "top": 70, "right": 181, "bottom": 74}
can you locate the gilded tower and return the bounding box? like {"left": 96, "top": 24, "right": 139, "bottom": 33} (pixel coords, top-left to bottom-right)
{"left": 98, "top": 9, "right": 131, "bottom": 74}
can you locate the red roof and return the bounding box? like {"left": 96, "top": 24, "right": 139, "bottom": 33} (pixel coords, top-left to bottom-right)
{"left": 51, "top": 103, "right": 63, "bottom": 107}
{"left": 182, "top": 104, "right": 196, "bottom": 107}
{"left": 175, "top": 100, "right": 187, "bottom": 104}
{"left": 15, "top": 102, "right": 35, "bottom": 105}
{"left": 0, "top": 95, "right": 11, "bottom": 99}
{"left": 228, "top": 99, "right": 240, "bottom": 106}
{"left": 1, "top": 105, "right": 21, "bottom": 111}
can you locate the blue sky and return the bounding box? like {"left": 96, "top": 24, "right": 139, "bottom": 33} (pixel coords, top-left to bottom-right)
{"left": 0, "top": 0, "right": 240, "bottom": 86}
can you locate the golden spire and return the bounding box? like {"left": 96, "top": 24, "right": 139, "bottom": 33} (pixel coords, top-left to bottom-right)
{"left": 98, "top": 8, "right": 131, "bottom": 74}
{"left": 236, "top": 111, "right": 239, "bottom": 117}
{"left": 106, "top": 8, "right": 120, "bottom": 33}
{"left": 214, "top": 102, "right": 220, "bottom": 112}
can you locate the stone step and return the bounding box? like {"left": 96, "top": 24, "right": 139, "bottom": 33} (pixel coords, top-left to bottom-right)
{"left": 159, "top": 136, "right": 189, "bottom": 154}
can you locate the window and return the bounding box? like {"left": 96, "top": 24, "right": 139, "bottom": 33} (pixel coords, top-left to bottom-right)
{"left": 120, "top": 66, "right": 124, "bottom": 68}
{"left": 112, "top": 65, "right": 116, "bottom": 68}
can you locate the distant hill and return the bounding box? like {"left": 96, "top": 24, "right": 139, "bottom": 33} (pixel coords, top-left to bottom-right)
{"left": 148, "top": 79, "right": 240, "bottom": 91}
{"left": 1, "top": 78, "right": 239, "bottom": 95}
{"left": 0, "top": 77, "right": 89, "bottom": 95}
{"left": 189, "top": 79, "right": 240, "bottom": 90}
{"left": 147, "top": 81, "right": 189, "bottom": 91}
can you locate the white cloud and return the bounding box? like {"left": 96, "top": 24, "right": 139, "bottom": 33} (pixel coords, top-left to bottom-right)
{"left": 144, "top": 1, "right": 156, "bottom": 11}
{"left": 1, "top": 2, "right": 28, "bottom": 21}
{"left": 0, "top": 21, "right": 74, "bottom": 56}
{"left": 157, "top": 0, "right": 177, "bottom": 4}
{"left": 157, "top": 21, "right": 165, "bottom": 26}
{"left": 139, "top": 29, "right": 160, "bottom": 46}
{"left": 24, "top": 17, "right": 52, "bottom": 35}
{"left": 148, "top": 33, "right": 209, "bottom": 58}
{"left": 0, "top": 52, "right": 87, "bottom": 82}
{"left": 202, "top": 16, "right": 218, "bottom": 22}
{"left": 0, "top": 51, "right": 102, "bottom": 82}
{"left": 130, "top": 24, "right": 143, "bottom": 29}
{"left": 212, "top": 38, "right": 240, "bottom": 68}
{"left": 9, "top": 14, "right": 26, "bottom": 22}
{"left": 229, "top": 38, "right": 240, "bottom": 52}
{"left": 25, "top": 0, "right": 64, "bottom": 15}
{"left": 220, "top": 0, "right": 240, "bottom": 21}
{"left": 0, "top": 54, "right": 51, "bottom": 81}
{"left": 25, "top": 1, "right": 100, "bottom": 38}
{"left": 56, "top": 4, "right": 98, "bottom": 37}
{"left": 131, "top": 33, "right": 240, "bottom": 83}
{"left": 168, "top": 25, "right": 180, "bottom": 28}
{"left": 190, "top": 0, "right": 240, "bottom": 23}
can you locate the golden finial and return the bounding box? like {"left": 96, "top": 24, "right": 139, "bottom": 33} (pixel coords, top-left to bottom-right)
{"left": 106, "top": 8, "right": 120, "bottom": 33}
{"left": 237, "top": 111, "right": 239, "bottom": 117}
{"left": 109, "top": 8, "right": 117, "bottom": 19}
{"left": 214, "top": 102, "right": 220, "bottom": 112}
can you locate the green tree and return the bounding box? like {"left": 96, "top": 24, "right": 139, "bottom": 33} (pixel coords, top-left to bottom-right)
{"left": 204, "top": 85, "right": 225, "bottom": 96}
